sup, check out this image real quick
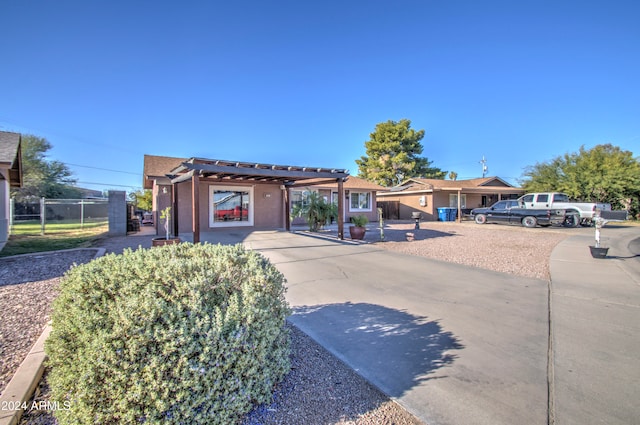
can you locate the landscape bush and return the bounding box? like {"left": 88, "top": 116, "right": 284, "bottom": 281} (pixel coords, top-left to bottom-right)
{"left": 45, "top": 243, "right": 290, "bottom": 424}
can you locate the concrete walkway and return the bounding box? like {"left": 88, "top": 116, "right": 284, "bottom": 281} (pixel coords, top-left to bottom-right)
{"left": 183, "top": 225, "right": 640, "bottom": 424}
{"left": 549, "top": 225, "right": 640, "bottom": 425}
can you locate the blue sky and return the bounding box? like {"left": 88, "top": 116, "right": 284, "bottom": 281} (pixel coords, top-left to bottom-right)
{"left": 1, "top": 1, "right": 638, "bottom": 193}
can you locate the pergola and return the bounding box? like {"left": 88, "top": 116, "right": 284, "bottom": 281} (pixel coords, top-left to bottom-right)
{"left": 167, "top": 157, "right": 349, "bottom": 243}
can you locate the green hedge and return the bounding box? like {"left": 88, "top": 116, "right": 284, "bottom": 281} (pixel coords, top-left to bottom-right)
{"left": 45, "top": 243, "right": 290, "bottom": 424}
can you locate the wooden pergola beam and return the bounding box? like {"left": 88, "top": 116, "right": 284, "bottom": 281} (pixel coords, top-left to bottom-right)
{"left": 284, "top": 186, "right": 290, "bottom": 231}
{"left": 183, "top": 162, "right": 348, "bottom": 181}
{"left": 338, "top": 179, "right": 344, "bottom": 240}
{"left": 170, "top": 170, "right": 195, "bottom": 184}
{"left": 192, "top": 172, "right": 200, "bottom": 243}
{"left": 287, "top": 178, "right": 346, "bottom": 188}
{"left": 172, "top": 183, "right": 179, "bottom": 238}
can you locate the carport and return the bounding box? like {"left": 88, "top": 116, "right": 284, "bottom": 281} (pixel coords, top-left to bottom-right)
{"left": 377, "top": 177, "right": 525, "bottom": 221}
{"left": 165, "top": 157, "right": 349, "bottom": 243}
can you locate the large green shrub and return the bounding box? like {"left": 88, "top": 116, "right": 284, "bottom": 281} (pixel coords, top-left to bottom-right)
{"left": 45, "top": 243, "right": 290, "bottom": 424}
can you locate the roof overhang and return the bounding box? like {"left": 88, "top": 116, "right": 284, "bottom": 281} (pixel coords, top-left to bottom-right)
{"left": 449, "top": 187, "right": 524, "bottom": 194}
{"left": 378, "top": 186, "right": 524, "bottom": 196}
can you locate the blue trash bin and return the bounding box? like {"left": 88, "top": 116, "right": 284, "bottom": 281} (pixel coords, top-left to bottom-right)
{"left": 448, "top": 208, "right": 458, "bottom": 221}
{"left": 437, "top": 207, "right": 449, "bottom": 221}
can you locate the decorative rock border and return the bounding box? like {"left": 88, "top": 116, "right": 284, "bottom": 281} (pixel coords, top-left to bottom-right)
{"left": 0, "top": 324, "right": 51, "bottom": 425}
{"left": 0, "top": 248, "right": 105, "bottom": 425}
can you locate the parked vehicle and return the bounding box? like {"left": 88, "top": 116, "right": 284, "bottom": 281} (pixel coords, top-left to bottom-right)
{"left": 141, "top": 212, "right": 154, "bottom": 225}
{"left": 215, "top": 206, "right": 248, "bottom": 221}
{"left": 518, "top": 192, "right": 611, "bottom": 227}
{"left": 471, "top": 200, "right": 566, "bottom": 228}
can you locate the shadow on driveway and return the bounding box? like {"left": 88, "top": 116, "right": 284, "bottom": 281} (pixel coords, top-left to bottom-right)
{"left": 290, "top": 302, "right": 464, "bottom": 399}
{"left": 306, "top": 224, "right": 459, "bottom": 243}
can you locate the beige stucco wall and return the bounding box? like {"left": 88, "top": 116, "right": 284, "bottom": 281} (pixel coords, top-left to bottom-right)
{"left": 466, "top": 194, "right": 498, "bottom": 209}
{"left": 175, "top": 180, "right": 194, "bottom": 233}
{"left": 378, "top": 193, "right": 436, "bottom": 221}
{"left": 253, "top": 184, "right": 284, "bottom": 228}
{"left": 433, "top": 192, "right": 451, "bottom": 211}
{"left": 466, "top": 194, "right": 483, "bottom": 209}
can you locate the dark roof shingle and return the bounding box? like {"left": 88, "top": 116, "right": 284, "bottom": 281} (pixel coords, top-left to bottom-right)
{"left": 143, "top": 155, "right": 187, "bottom": 189}
{"left": 0, "top": 131, "right": 21, "bottom": 165}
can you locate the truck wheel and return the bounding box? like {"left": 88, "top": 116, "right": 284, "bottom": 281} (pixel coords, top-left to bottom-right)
{"left": 522, "top": 216, "right": 537, "bottom": 228}
{"left": 563, "top": 213, "right": 580, "bottom": 228}
{"left": 474, "top": 214, "right": 487, "bottom": 224}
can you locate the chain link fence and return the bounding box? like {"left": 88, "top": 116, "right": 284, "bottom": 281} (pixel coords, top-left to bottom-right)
{"left": 10, "top": 198, "right": 109, "bottom": 235}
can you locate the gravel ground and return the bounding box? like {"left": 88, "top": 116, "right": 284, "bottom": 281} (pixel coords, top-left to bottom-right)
{"left": 366, "top": 221, "right": 573, "bottom": 280}
{"left": 0, "top": 250, "right": 98, "bottom": 394}
{"left": 4, "top": 222, "right": 575, "bottom": 424}
{"left": 19, "top": 325, "right": 421, "bottom": 425}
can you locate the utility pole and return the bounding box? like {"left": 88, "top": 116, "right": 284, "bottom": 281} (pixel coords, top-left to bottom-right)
{"left": 480, "top": 156, "right": 488, "bottom": 178}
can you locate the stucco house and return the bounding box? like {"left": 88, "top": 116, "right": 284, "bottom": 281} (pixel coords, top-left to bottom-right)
{"left": 376, "top": 177, "right": 524, "bottom": 221}
{"left": 0, "top": 131, "right": 23, "bottom": 251}
{"left": 143, "top": 155, "right": 351, "bottom": 241}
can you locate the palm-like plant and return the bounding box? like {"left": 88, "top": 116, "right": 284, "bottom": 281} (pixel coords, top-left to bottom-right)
{"left": 292, "top": 191, "right": 335, "bottom": 231}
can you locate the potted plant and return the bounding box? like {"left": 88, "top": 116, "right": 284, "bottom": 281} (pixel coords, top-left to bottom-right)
{"left": 152, "top": 206, "right": 181, "bottom": 247}
{"left": 349, "top": 215, "right": 368, "bottom": 240}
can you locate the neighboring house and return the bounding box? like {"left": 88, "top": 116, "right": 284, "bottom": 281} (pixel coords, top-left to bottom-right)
{"left": 290, "top": 176, "right": 387, "bottom": 225}
{"left": 77, "top": 187, "right": 106, "bottom": 199}
{"left": 377, "top": 177, "right": 524, "bottom": 221}
{"left": 0, "top": 131, "right": 23, "bottom": 251}
{"left": 143, "top": 155, "right": 350, "bottom": 241}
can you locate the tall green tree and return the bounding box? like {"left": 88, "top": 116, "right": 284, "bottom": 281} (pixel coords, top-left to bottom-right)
{"left": 10, "top": 134, "right": 81, "bottom": 201}
{"left": 128, "top": 189, "right": 153, "bottom": 211}
{"left": 356, "top": 119, "right": 446, "bottom": 187}
{"left": 521, "top": 144, "right": 640, "bottom": 213}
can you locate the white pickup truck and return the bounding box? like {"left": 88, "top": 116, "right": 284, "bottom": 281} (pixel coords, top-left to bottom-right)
{"left": 518, "top": 192, "right": 611, "bottom": 227}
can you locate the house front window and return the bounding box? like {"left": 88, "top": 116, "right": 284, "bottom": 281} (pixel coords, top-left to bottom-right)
{"left": 290, "top": 190, "right": 315, "bottom": 216}
{"left": 210, "top": 185, "right": 254, "bottom": 227}
{"left": 350, "top": 192, "right": 371, "bottom": 211}
{"left": 449, "top": 194, "right": 467, "bottom": 208}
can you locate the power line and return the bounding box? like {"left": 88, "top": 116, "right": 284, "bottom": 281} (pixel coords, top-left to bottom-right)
{"left": 65, "top": 162, "right": 141, "bottom": 176}
{"left": 76, "top": 181, "right": 142, "bottom": 189}
{"left": 0, "top": 120, "right": 146, "bottom": 156}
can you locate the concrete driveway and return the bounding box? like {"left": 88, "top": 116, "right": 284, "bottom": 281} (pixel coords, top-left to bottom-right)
{"left": 190, "top": 225, "right": 639, "bottom": 425}
{"left": 195, "top": 230, "right": 549, "bottom": 425}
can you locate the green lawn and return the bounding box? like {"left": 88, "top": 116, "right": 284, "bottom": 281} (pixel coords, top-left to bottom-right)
{"left": 1, "top": 222, "right": 109, "bottom": 257}
{"left": 10, "top": 219, "right": 108, "bottom": 235}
